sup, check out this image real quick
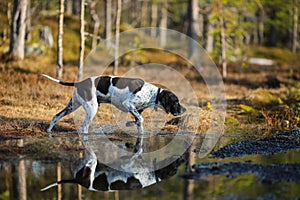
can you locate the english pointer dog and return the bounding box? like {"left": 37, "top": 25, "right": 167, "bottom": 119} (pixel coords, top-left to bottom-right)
{"left": 42, "top": 74, "right": 186, "bottom": 144}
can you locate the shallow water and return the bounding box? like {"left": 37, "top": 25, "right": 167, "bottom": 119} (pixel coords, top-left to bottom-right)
{"left": 0, "top": 133, "right": 300, "bottom": 199}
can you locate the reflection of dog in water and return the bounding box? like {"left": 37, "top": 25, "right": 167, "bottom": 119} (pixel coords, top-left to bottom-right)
{"left": 42, "top": 74, "right": 186, "bottom": 152}
{"left": 41, "top": 151, "right": 183, "bottom": 191}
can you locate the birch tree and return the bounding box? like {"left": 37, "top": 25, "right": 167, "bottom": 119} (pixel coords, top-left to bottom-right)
{"left": 292, "top": 0, "right": 298, "bottom": 53}
{"left": 90, "top": 1, "right": 100, "bottom": 50}
{"left": 9, "top": 0, "right": 28, "bottom": 60}
{"left": 187, "top": 0, "right": 200, "bottom": 58}
{"left": 78, "top": 0, "right": 85, "bottom": 80}
{"left": 105, "top": 0, "right": 112, "bottom": 48}
{"left": 151, "top": 2, "right": 158, "bottom": 37}
{"left": 205, "top": 18, "right": 214, "bottom": 53}
{"left": 25, "top": 0, "right": 31, "bottom": 41}
{"left": 159, "top": 0, "right": 168, "bottom": 47}
{"left": 218, "top": 0, "right": 227, "bottom": 78}
{"left": 255, "top": 1, "right": 264, "bottom": 45}
{"left": 113, "top": 0, "right": 122, "bottom": 75}
{"left": 57, "top": 0, "right": 64, "bottom": 78}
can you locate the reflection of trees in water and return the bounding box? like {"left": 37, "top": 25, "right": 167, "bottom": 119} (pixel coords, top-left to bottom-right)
{"left": 11, "top": 159, "right": 27, "bottom": 200}
{"left": 183, "top": 140, "right": 195, "bottom": 200}
{"left": 6, "top": 139, "right": 27, "bottom": 200}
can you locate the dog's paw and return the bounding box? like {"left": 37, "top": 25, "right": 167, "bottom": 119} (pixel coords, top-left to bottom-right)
{"left": 125, "top": 121, "right": 136, "bottom": 127}
{"left": 131, "top": 146, "right": 143, "bottom": 160}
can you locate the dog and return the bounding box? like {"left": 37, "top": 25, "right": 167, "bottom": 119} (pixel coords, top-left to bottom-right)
{"left": 42, "top": 74, "right": 186, "bottom": 139}
{"left": 41, "top": 149, "right": 183, "bottom": 192}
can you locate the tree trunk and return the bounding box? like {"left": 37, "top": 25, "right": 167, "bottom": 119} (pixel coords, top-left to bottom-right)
{"left": 25, "top": 0, "right": 31, "bottom": 41}
{"left": 9, "top": 0, "right": 28, "bottom": 60}
{"left": 11, "top": 159, "right": 27, "bottom": 200}
{"left": 218, "top": 0, "right": 227, "bottom": 78}
{"left": 151, "top": 2, "right": 158, "bottom": 37}
{"left": 205, "top": 20, "right": 214, "bottom": 53}
{"left": 187, "top": 0, "right": 200, "bottom": 58}
{"left": 105, "top": 0, "right": 112, "bottom": 47}
{"left": 7, "top": 1, "right": 12, "bottom": 27}
{"left": 57, "top": 0, "right": 64, "bottom": 78}
{"left": 130, "top": 0, "right": 138, "bottom": 26}
{"left": 267, "top": 9, "right": 277, "bottom": 46}
{"left": 72, "top": 0, "right": 81, "bottom": 16}
{"left": 65, "top": 0, "right": 73, "bottom": 15}
{"left": 57, "top": 162, "right": 62, "bottom": 200}
{"left": 141, "top": 1, "right": 149, "bottom": 27}
{"left": 114, "top": 0, "right": 122, "bottom": 75}
{"left": 256, "top": 1, "right": 264, "bottom": 45}
{"left": 90, "top": 1, "right": 100, "bottom": 50}
{"left": 159, "top": 0, "right": 168, "bottom": 47}
{"left": 292, "top": 0, "right": 298, "bottom": 53}
{"left": 78, "top": 0, "right": 85, "bottom": 80}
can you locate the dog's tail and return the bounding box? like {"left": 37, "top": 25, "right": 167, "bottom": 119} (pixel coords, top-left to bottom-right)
{"left": 42, "top": 74, "right": 75, "bottom": 86}
{"left": 40, "top": 179, "right": 77, "bottom": 191}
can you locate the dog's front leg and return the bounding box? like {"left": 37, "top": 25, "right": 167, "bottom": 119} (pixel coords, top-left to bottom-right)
{"left": 125, "top": 109, "right": 144, "bottom": 127}
{"left": 127, "top": 107, "right": 144, "bottom": 154}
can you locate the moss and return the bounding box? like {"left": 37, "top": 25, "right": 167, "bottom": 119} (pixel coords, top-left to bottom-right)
{"left": 250, "top": 90, "right": 281, "bottom": 104}
{"left": 249, "top": 46, "right": 300, "bottom": 66}
{"left": 239, "top": 104, "right": 257, "bottom": 113}
{"left": 225, "top": 116, "right": 239, "bottom": 124}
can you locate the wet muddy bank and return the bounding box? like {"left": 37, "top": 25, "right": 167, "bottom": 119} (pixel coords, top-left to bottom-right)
{"left": 0, "top": 135, "right": 83, "bottom": 161}
{"left": 183, "top": 129, "right": 300, "bottom": 187}
{"left": 211, "top": 129, "right": 300, "bottom": 158}
{"left": 183, "top": 162, "right": 300, "bottom": 184}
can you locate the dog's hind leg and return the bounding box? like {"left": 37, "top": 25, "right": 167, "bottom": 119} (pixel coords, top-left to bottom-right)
{"left": 47, "top": 98, "right": 80, "bottom": 133}
{"left": 79, "top": 97, "right": 98, "bottom": 134}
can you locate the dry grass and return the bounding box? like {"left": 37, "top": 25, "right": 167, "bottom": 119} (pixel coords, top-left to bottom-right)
{"left": 0, "top": 61, "right": 213, "bottom": 137}
{"left": 261, "top": 107, "right": 300, "bottom": 134}
{"left": 0, "top": 61, "right": 77, "bottom": 136}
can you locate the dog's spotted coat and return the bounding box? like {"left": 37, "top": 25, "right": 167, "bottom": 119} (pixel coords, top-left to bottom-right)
{"left": 42, "top": 74, "right": 186, "bottom": 148}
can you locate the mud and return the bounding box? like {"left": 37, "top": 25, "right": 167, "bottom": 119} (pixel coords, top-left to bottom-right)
{"left": 183, "top": 162, "right": 300, "bottom": 184}
{"left": 211, "top": 129, "right": 300, "bottom": 158}
{"left": 184, "top": 130, "right": 300, "bottom": 185}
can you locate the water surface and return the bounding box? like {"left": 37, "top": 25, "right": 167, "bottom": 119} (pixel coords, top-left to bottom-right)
{"left": 0, "top": 133, "right": 300, "bottom": 199}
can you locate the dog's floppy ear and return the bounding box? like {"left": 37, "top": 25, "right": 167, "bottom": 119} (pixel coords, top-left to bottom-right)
{"left": 157, "top": 90, "right": 172, "bottom": 113}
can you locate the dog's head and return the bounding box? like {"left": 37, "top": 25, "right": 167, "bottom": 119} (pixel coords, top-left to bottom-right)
{"left": 157, "top": 90, "right": 186, "bottom": 116}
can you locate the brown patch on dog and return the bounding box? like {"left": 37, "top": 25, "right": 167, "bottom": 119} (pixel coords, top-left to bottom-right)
{"left": 76, "top": 78, "right": 93, "bottom": 101}
{"left": 95, "top": 76, "right": 111, "bottom": 95}
{"left": 112, "top": 77, "right": 144, "bottom": 94}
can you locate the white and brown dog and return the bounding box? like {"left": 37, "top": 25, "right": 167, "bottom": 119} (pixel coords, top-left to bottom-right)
{"left": 42, "top": 74, "right": 186, "bottom": 137}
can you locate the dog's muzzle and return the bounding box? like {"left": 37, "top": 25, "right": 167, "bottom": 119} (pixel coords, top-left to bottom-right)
{"left": 173, "top": 106, "right": 186, "bottom": 116}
